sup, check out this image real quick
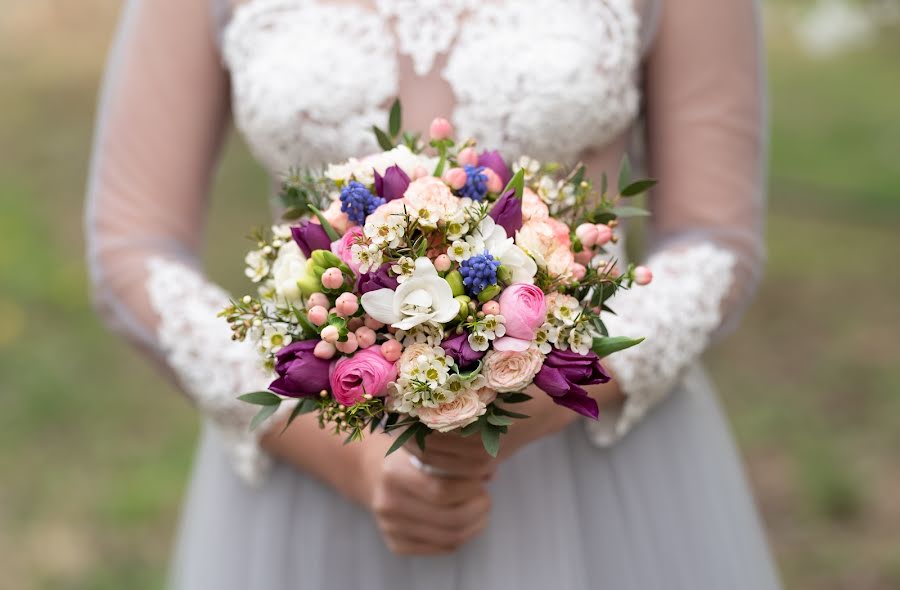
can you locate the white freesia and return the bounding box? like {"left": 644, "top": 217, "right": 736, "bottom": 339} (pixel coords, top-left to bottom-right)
{"left": 467, "top": 217, "right": 537, "bottom": 284}
{"left": 270, "top": 241, "right": 307, "bottom": 303}
{"left": 326, "top": 145, "right": 438, "bottom": 186}
{"left": 360, "top": 257, "right": 459, "bottom": 330}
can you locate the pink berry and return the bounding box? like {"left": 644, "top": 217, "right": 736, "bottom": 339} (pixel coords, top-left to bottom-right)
{"left": 575, "top": 223, "right": 600, "bottom": 248}
{"left": 307, "top": 292, "right": 329, "bottom": 309}
{"left": 335, "top": 332, "right": 359, "bottom": 354}
{"left": 335, "top": 292, "right": 359, "bottom": 316}
{"left": 381, "top": 339, "right": 402, "bottom": 362}
{"left": 355, "top": 326, "right": 377, "bottom": 349}
{"left": 482, "top": 300, "right": 500, "bottom": 315}
{"left": 634, "top": 266, "right": 653, "bottom": 286}
{"left": 321, "top": 325, "right": 339, "bottom": 344}
{"left": 434, "top": 254, "right": 452, "bottom": 272}
{"left": 314, "top": 341, "right": 336, "bottom": 360}
{"left": 570, "top": 263, "right": 587, "bottom": 281}
{"left": 429, "top": 117, "right": 453, "bottom": 141}
{"left": 442, "top": 167, "right": 467, "bottom": 190}
{"left": 321, "top": 267, "right": 344, "bottom": 290}
{"left": 594, "top": 224, "right": 613, "bottom": 246}
{"left": 347, "top": 317, "right": 364, "bottom": 331}
{"left": 574, "top": 249, "right": 593, "bottom": 265}
{"left": 364, "top": 316, "right": 385, "bottom": 330}
{"left": 307, "top": 305, "right": 328, "bottom": 326}
{"left": 457, "top": 147, "right": 478, "bottom": 167}
{"left": 484, "top": 169, "right": 503, "bottom": 193}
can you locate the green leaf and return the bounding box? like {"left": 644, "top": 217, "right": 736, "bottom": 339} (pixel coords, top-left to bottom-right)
{"left": 481, "top": 425, "right": 501, "bottom": 457}
{"left": 569, "top": 163, "right": 586, "bottom": 188}
{"left": 459, "top": 417, "right": 484, "bottom": 437}
{"left": 283, "top": 398, "right": 317, "bottom": 432}
{"left": 386, "top": 425, "right": 419, "bottom": 456}
{"left": 238, "top": 391, "right": 282, "bottom": 406}
{"left": 591, "top": 335, "right": 645, "bottom": 358}
{"left": 620, "top": 179, "right": 657, "bottom": 197}
{"left": 307, "top": 204, "right": 341, "bottom": 241}
{"left": 486, "top": 413, "right": 514, "bottom": 427}
{"left": 501, "top": 392, "right": 532, "bottom": 404}
{"left": 388, "top": 99, "right": 402, "bottom": 138}
{"left": 611, "top": 205, "right": 651, "bottom": 219}
{"left": 617, "top": 155, "right": 631, "bottom": 193}
{"left": 457, "top": 361, "right": 483, "bottom": 382}
{"left": 415, "top": 424, "right": 429, "bottom": 451}
{"left": 600, "top": 172, "right": 608, "bottom": 196}
{"left": 281, "top": 207, "right": 307, "bottom": 221}
{"left": 502, "top": 168, "right": 526, "bottom": 199}
{"left": 249, "top": 403, "right": 279, "bottom": 431}
{"left": 493, "top": 407, "right": 530, "bottom": 420}
{"left": 372, "top": 125, "right": 395, "bottom": 151}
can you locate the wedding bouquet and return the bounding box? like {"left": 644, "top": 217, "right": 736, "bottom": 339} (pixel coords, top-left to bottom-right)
{"left": 222, "top": 101, "right": 654, "bottom": 456}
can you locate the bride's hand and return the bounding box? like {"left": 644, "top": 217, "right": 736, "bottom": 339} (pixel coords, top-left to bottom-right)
{"left": 360, "top": 441, "right": 491, "bottom": 556}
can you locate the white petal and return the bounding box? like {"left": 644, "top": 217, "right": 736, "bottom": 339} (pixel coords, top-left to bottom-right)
{"left": 412, "top": 257, "right": 439, "bottom": 278}
{"left": 404, "top": 288, "right": 433, "bottom": 309}
{"left": 492, "top": 336, "right": 531, "bottom": 352}
{"left": 393, "top": 312, "right": 435, "bottom": 331}
{"left": 432, "top": 298, "right": 461, "bottom": 323}
{"left": 360, "top": 289, "right": 401, "bottom": 324}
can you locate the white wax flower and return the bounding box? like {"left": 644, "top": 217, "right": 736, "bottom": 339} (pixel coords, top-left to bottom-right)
{"left": 360, "top": 258, "right": 459, "bottom": 330}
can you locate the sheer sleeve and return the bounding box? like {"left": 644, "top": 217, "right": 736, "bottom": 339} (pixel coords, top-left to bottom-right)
{"left": 84, "top": 0, "right": 283, "bottom": 484}
{"left": 586, "top": 0, "right": 767, "bottom": 444}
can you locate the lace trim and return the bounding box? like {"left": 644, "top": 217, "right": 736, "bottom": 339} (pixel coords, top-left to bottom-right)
{"left": 146, "top": 256, "right": 279, "bottom": 485}
{"left": 585, "top": 242, "right": 737, "bottom": 445}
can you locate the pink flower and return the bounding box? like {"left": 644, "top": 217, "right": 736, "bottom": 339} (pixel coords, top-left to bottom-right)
{"left": 521, "top": 188, "right": 550, "bottom": 220}
{"left": 515, "top": 218, "right": 575, "bottom": 278}
{"left": 429, "top": 117, "right": 454, "bottom": 141}
{"left": 403, "top": 176, "right": 461, "bottom": 222}
{"left": 331, "top": 226, "right": 363, "bottom": 273}
{"left": 329, "top": 347, "right": 398, "bottom": 405}
{"left": 316, "top": 199, "right": 352, "bottom": 234}
{"left": 498, "top": 283, "right": 547, "bottom": 341}
{"left": 482, "top": 348, "right": 544, "bottom": 393}
{"left": 476, "top": 387, "right": 497, "bottom": 406}
{"left": 416, "top": 389, "right": 487, "bottom": 433}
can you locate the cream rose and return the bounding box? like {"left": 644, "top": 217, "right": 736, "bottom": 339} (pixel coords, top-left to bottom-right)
{"left": 416, "top": 389, "right": 486, "bottom": 433}
{"left": 482, "top": 348, "right": 544, "bottom": 393}
{"left": 515, "top": 218, "right": 575, "bottom": 278}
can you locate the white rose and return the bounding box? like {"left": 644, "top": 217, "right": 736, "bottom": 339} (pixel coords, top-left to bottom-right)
{"left": 416, "top": 389, "right": 487, "bottom": 433}
{"left": 270, "top": 241, "right": 307, "bottom": 303}
{"left": 360, "top": 258, "right": 458, "bottom": 330}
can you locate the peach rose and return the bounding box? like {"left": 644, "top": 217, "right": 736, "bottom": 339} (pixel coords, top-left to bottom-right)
{"left": 482, "top": 348, "right": 544, "bottom": 393}
{"left": 476, "top": 387, "right": 498, "bottom": 406}
{"left": 522, "top": 188, "right": 550, "bottom": 220}
{"left": 416, "top": 388, "right": 486, "bottom": 433}
{"left": 315, "top": 199, "right": 352, "bottom": 234}
{"left": 403, "top": 177, "right": 461, "bottom": 225}
{"left": 515, "top": 218, "right": 575, "bottom": 278}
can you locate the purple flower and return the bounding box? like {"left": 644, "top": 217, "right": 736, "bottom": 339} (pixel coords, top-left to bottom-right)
{"left": 488, "top": 189, "right": 523, "bottom": 237}
{"left": 291, "top": 221, "right": 332, "bottom": 258}
{"left": 478, "top": 150, "right": 511, "bottom": 187}
{"left": 440, "top": 332, "right": 485, "bottom": 369}
{"left": 356, "top": 264, "right": 399, "bottom": 295}
{"left": 373, "top": 165, "right": 411, "bottom": 202}
{"left": 340, "top": 181, "right": 384, "bottom": 225}
{"left": 533, "top": 349, "right": 611, "bottom": 419}
{"left": 269, "top": 340, "right": 332, "bottom": 398}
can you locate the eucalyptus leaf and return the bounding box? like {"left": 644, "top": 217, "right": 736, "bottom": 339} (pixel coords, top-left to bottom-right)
{"left": 610, "top": 205, "right": 651, "bottom": 219}
{"left": 372, "top": 125, "right": 395, "bottom": 151}
{"left": 493, "top": 407, "right": 530, "bottom": 420}
{"left": 307, "top": 204, "right": 341, "bottom": 241}
{"left": 238, "top": 391, "right": 282, "bottom": 406}
{"left": 486, "top": 413, "right": 514, "bottom": 427}
{"left": 249, "top": 403, "right": 279, "bottom": 431}
{"left": 386, "top": 425, "right": 418, "bottom": 456}
{"left": 388, "top": 99, "right": 402, "bottom": 138}
{"left": 281, "top": 207, "right": 307, "bottom": 221}
{"left": 617, "top": 155, "right": 631, "bottom": 193}
{"left": 481, "top": 426, "right": 501, "bottom": 457}
{"left": 415, "top": 425, "right": 429, "bottom": 451}
{"left": 620, "top": 179, "right": 657, "bottom": 197}
{"left": 459, "top": 418, "right": 484, "bottom": 437}
{"left": 591, "top": 335, "right": 645, "bottom": 358}
{"left": 500, "top": 393, "right": 532, "bottom": 404}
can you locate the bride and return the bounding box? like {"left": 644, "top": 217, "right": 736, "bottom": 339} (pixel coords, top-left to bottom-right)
{"left": 85, "top": 0, "right": 781, "bottom": 588}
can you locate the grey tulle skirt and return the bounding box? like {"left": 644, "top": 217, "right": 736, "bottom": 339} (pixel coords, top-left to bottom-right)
{"left": 169, "top": 366, "right": 781, "bottom": 589}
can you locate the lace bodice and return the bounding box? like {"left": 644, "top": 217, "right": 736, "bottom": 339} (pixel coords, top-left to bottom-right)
{"left": 85, "top": 0, "right": 766, "bottom": 485}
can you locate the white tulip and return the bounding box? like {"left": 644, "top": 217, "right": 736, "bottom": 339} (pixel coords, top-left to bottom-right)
{"left": 360, "top": 258, "right": 459, "bottom": 330}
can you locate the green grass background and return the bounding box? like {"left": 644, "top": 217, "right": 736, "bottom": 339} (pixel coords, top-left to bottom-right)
{"left": 1, "top": 2, "right": 898, "bottom": 588}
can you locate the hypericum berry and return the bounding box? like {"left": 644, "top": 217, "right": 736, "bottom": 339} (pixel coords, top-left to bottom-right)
{"left": 339, "top": 181, "right": 384, "bottom": 225}
{"left": 429, "top": 117, "right": 453, "bottom": 141}
{"left": 459, "top": 252, "right": 501, "bottom": 296}
{"left": 634, "top": 265, "right": 653, "bottom": 286}
{"left": 307, "top": 305, "right": 328, "bottom": 326}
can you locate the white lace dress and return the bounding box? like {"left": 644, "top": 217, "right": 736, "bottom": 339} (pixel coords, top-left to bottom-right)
{"left": 85, "top": 0, "right": 782, "bottom": 587}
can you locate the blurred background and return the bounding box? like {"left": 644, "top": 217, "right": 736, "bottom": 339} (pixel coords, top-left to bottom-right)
{"left": 1, "top": 0, "right": 898, "bottom": 588}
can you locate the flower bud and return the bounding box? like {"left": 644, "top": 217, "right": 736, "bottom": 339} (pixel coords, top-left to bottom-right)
{"left": 575, "top": 223, "right": 600, "bottom": 248}
{"left": 594, "top": 223, "right": 613, "bottom": 246}
{"left": 457, "top": 147, "right": 478, "bottom": 167}
{"left": 496, "top": 265, "right": 513, "bottom": 286}
{"left": 335, "top": 332, "right": 359, "bottom": 354}
{"left": 311, "top": 249, "right": 343, "bottom": 269}
{"left": 442, "top": 167, "right": 467, "bottom": 190}
{"left": 634, "top": 265, "right": 653, "bottom": 286}
{"left": 335, "top": 292, "right": 359, "bottom": 315}
{"left": 570, "top": 263, "right": 587, "bottom": 281}
{"left": 484, "top": 168, "right": 504, "bottom": 193}
{"left": 321, "top": 325, "right": 339, "bottom": 344}
{"left": 307, "top": 292, "right": 329, "bottom": 309}
{"left": 434, "top": 254, "right": 452, "bottom": 272}
{"left": 482, "top": 300, "right": 500, "bottom": 315}
{"left": 307, "top": 305, "right": 328, "bottom": 326}
{"left": 380, "top": 339, "right": 402, "bottom": 362}
{"left": 477, "top": 284, "right": 502, "bottom": 303}
{"left": 429, "top": 117, "right": 453, "bottom": 141}
{"left": 321, "top": 267, "right": 345, "bottom": 290}
{"left": 355, "top": 326, "right": 377, "bottom": 349}
{"left": 445, "top": 270, "right": 465, "bottom": 297}
{"left": 314, "top": 341, "right": 336, "bottom": 360}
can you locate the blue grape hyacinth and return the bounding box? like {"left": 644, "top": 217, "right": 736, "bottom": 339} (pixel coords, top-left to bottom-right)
{"left": 340, "top": 181, "right": 385, "bottom": 225}
{"left": 459, "top": 165, "right": 489, "bottom": 202}
{"left": 459, "top": 252, "right": 501, "bottom": 296}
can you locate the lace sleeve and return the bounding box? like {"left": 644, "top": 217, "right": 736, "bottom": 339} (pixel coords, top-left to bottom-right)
{"left": 84, "top": 0, "right": 283, "bottom": 485}
{"left": 586, "top": 0, "right": 767, "bottom": 445}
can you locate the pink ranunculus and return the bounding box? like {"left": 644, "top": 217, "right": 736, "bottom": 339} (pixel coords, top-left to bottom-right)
{"left": 329, "top": 347, "right": 398, "bottom": 406}
{"left": 498, "top": 283, "right": 547, "bottom": 341}
{"left": 315, "top": 199, "right": 352, "bottom": 234}
{"left": 521, "top": 188, "right": 549, "bottom": 220}
{"left": 331, "top": 226, "right": 364, "bottom": 273}
{"left": 482, "top": 348, "right": 544, "bottom": 393}
{"left": 416, "top": 389, "right": 487, "bottom": 433}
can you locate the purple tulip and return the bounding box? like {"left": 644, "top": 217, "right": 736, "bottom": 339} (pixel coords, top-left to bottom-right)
{"left": 488, "top": 189, "right": 523, "bottom": 236}
{"left": 440, "top": 332, "right": 485, "bottom": 369}
{"left": 269, "top": 340, "right": 332, "bottom": 398}
{"left": 478, "top": 150, "right": 511, "bottom": 186}
{"left": 533, "top": 349, "right": 611, "bottom": 419}
{"left": 356, "top": 264, "right": 399, "bottom": 295}
{"left": 373, "top": 165, "right": 411, "bottom": 202}
{"left": 291, "top": 221, "right": 332, "bottom": 258}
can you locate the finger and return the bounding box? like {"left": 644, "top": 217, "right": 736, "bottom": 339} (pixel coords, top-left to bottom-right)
{"left": 414, "top": 451, "right": 496, "bottom": 479}
{"left": 395, "top": 455, "right": 488, "bottom": 505}
{"left": 422, "top": 431, "right": 489, "bottom": 455}
{"left": 378, "top": 489, "right": 491, "bottom": 529}
{"left": 382, "top": 534, "right": 455, "bottom": 556}
{"left": 380, "top": 495, "right": 491, "bottom": 542}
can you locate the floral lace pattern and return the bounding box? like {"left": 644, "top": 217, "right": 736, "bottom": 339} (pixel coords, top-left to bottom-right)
{"left": 585, "top": 243, "right": 737, "bottom": 446}
{"left": 146, "top": 256, "right": 281, "bottom": 485}
{"left": 221, "top": 0, "right": 641, "bottom": 174}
